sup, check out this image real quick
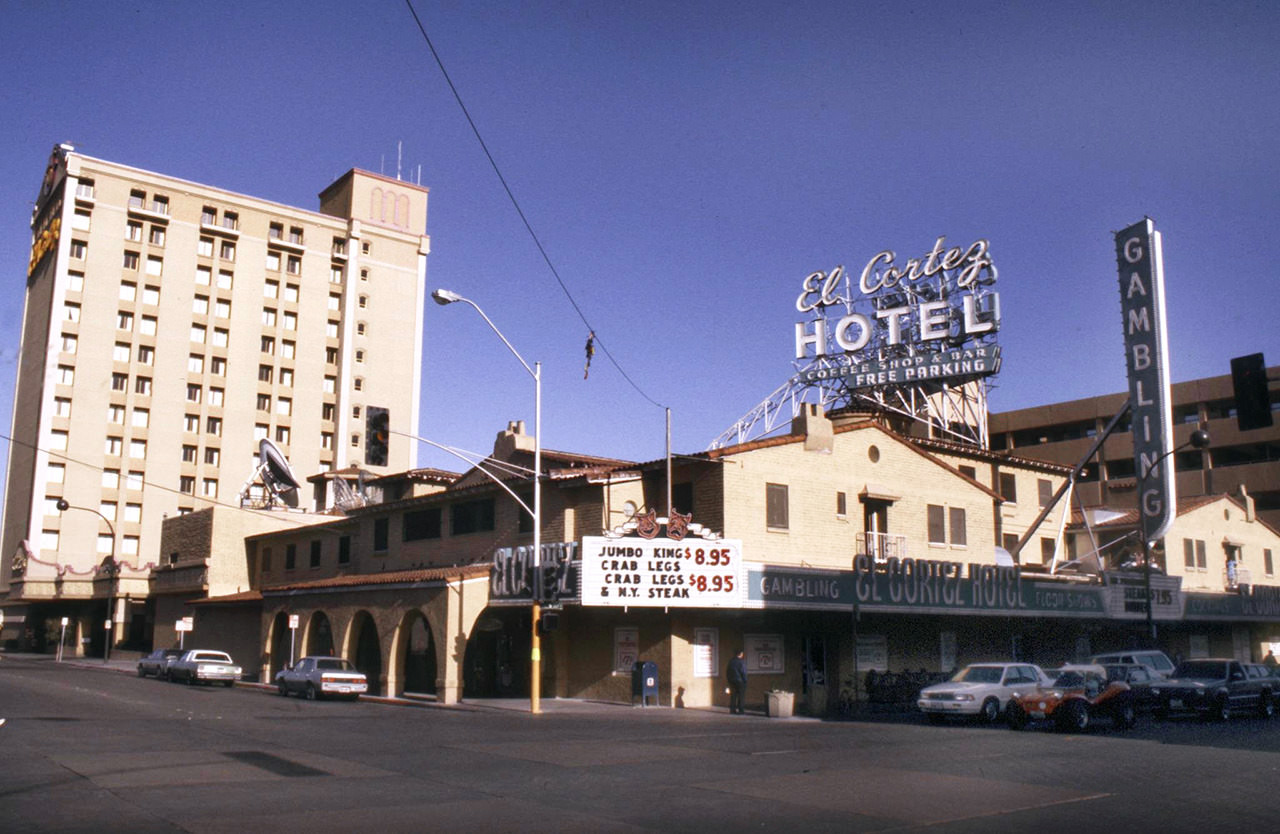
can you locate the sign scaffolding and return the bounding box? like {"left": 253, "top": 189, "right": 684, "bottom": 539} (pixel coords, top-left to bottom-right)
{"left": 712, "top": 235, "right": 1002, "bottom": 450}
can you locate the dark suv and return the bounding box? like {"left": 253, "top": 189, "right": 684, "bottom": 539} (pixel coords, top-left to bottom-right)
{"left": 1152, "top": 659, "right": 1275, "bottom": 720}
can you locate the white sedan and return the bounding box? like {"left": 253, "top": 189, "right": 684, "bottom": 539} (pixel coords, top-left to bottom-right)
{"left": 275, "top": 656, "right": 369, "bottom": 701}
{"left": 917, "top": 662, "right": 1051, "bottom": 723}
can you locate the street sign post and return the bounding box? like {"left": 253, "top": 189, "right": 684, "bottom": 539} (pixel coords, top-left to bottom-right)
{"left": 175, "top": 616, "right": 193, "bottom": 650}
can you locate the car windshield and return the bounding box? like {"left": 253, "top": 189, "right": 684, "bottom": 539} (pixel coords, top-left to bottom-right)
{"left": 1175, "top": 661, "right": 1227, "bottom": 679}
{"left": 315, "top": 659, "right": 355, "bottom": 671}
{"left": 950, "top": 666, "right": 1002, "bottom": 684}
{"left": 1054, "top": 671, "right": 1086, "bottom": 687}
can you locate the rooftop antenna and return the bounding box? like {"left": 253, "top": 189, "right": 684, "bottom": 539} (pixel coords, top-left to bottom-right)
{"left": 397, "top": 140, "right": 403, "bottom": 181}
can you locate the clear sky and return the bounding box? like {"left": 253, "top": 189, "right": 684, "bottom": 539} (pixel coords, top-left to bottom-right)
{"left": 1, "top": 1, "right": 1277, "bottom": 479}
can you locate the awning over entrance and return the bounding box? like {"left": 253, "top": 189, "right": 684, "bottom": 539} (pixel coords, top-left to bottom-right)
{"left": 859, "top": 484, "right": 901, "bottom": 502}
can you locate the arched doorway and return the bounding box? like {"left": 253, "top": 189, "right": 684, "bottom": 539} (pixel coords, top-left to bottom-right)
{"left": 351, "top": 611, "right": 382, "bottom": 695}
{"left": 400, "top": 612, "right": 437, "bottom": 696}
{"left": 462, "top": 607, "right": 529, "bottom": 698}
{"left": 269, "top": 611, "right": 292, "bottom": 678}
{"left": 305, "top": 611, "right": 335, "bottom": 657}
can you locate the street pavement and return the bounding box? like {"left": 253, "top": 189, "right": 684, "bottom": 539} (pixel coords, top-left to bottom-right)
{"left": 4, "top": 652, "right": 1280, "bottom": 833}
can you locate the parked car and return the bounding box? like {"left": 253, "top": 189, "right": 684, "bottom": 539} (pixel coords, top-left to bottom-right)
{"left": 1006, "top": 665, "right": 1136, "bottom": 732}
{"left": 1089, "top": 650, "right": 1176, "bottom": 679}
{"left": 167, "top": 650, "right": 242, "bottom": 687}
{"left": 136, "top": 648, "right": 183, "bottom": 679}
{"left": 1101, "top": 662, "right": 1160, "bottom": 711}
{"left": 916, "top": 662, "right": 1050, "bottom": 723}
{"left": 275, "top": 656, "right": 369, "bottom": 701}
{"left": 1152, "top": 659, "right": 1276, "bottom": 720}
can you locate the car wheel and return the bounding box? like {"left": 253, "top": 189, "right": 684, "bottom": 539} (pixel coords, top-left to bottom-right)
{"left": 277, "top": 682, "right": 289, "bottom": 697}
{"left": 1006, "top": 703, "right": 1028, "bottom": 730}
{"left": 1259, "top": 693, "right": 1274, "bottom": 719}
{"left": 305, "top": 683, "right": 318, "bottom": 701}
{"left": 1114, "top": 700, "right": 1137, "bottom": 730}
{"left": 1058, "top": 701, "right": 1089, "bottom": 732}
{"left": 979, "top": 698, "right": 1001, "bottom": 724}
{"left": 1214, "top": 697, "right": 1231, "bottom": 722}
{"left": 137, "top": 667, "right": 146, "bottom": 678}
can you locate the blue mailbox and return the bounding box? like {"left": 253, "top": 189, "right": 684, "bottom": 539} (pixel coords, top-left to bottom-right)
{"left": 632, "top": 660, "right": 659, "bottom": 707}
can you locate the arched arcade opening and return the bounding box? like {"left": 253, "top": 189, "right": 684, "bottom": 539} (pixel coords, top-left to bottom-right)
{"left": 350, "top": 610, "right": 383, "bottom": 695}
{"left": 397, "top": 610, "right": 437, "bottom": 697}
{"left": 462, "top": 607, "right": 530, "bottom": 699}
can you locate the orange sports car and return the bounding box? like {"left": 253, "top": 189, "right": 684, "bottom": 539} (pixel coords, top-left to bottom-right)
{"left": 1006, "top": 665, "right": 1136, "bottom": 732}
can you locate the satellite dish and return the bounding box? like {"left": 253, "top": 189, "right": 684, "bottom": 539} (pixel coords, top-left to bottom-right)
{"left": 238, "top": 439, "right": 300, "bottom": 508}
{"left": 993, "top": 547, "right": 1015, "bottom": 567}
{"left": 260, "top": 439, "right": 300, "bottom": 492}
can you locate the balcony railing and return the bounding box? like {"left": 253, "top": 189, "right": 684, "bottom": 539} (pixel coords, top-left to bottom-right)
{"left": 127, "top": 196, "right": 170, "bottom": 218}
{"left": 1225, "top": 564, "right": 1252, "bottom": 590}
{"left": 864, "top": 532, "right": 907, "bottom": 564}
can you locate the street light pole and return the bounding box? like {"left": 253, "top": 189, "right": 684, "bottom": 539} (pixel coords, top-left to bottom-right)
{"left": 56, "top": 498, "right": 117, "bottom": 662}
{"left": 432, "top": 289, "right": 543, "bottom": 714}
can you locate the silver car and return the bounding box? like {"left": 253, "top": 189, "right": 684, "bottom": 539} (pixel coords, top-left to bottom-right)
{"left": 137, "top": 647, "right": 183, "bottom": 679}
{"left": 275, "top": 656, "right": 369, "bottom": 700}
{"left": 167, "top": 650, "right": 242, "bottom": 686}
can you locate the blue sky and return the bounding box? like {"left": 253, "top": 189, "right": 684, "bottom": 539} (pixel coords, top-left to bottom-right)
{"left": 1, "top": 1, "right": 1277, "bottom": 477}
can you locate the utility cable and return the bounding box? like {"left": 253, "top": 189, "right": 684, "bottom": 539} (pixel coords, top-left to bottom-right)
{"left": 403, "top": 0, "right": 667, "bottom": 410}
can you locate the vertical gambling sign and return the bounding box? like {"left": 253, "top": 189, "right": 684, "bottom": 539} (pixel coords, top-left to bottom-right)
{"left": 580, "top": 536, "right": 744, "bottom": 607}
{"left": 1115, "top": 218, "right": 1176, "bottom": 543}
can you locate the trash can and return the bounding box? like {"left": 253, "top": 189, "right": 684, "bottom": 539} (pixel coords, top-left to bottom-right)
{"left": 632, "top": 660, "right": 659, "bottom": 707}
{"left": 765, "top": 690, "right": 794, "bottom": 718}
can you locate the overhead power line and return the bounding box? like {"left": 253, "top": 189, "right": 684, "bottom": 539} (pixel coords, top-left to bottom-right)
{"left": 402, "top": 0, "right": 667, "bottom": 410}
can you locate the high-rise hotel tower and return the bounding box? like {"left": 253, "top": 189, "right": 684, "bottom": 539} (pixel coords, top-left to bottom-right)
{"left": 1, "top": 145, "right": 428, "bottom": 649}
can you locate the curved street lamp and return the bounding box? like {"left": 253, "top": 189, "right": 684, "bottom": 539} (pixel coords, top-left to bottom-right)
{"left": 432, "top": 288, "right": 544, "bottom": 714}
{"left": 56, "top": 498, "right": 118, "bottom": 662}
{"left": 1139, "top": 428, "right": 1210, "bottom": 642}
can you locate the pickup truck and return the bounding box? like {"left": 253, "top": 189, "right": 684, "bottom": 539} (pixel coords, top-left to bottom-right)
{"left": 1151, "top": 659, "right": 1276, "bottom": 720}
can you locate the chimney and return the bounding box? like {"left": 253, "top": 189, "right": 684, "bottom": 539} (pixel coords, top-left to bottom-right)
{"left": 792, "top": 403, "right": 834, "bottom": 453}
{"left": 1238, "top": 485, "right": 1256, "bottom": 523}
{"left": 494, "top": 420, "right": 535, "bottom": 460}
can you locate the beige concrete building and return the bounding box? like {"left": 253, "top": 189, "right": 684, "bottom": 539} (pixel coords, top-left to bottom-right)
{"left": 989, "top": 367, "right": 1280, "bottom": 529}
{"left": 1, "top": 145, "right": 430, "bottom": 653}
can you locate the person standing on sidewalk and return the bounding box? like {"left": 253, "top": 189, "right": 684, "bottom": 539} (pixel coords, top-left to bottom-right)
{"left": 726, "top": 649, "right": 748, "bottom": 715}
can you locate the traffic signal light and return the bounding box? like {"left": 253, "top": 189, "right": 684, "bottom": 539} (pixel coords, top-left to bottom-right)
{"left": 537, "top": 611, "right": 560, "bottom": 635}
{"left": 365, "top": 406, "right": 389, "bottom": 466}
{"left": 1231, "top": 353, "right": 1272, "bottom": 432}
